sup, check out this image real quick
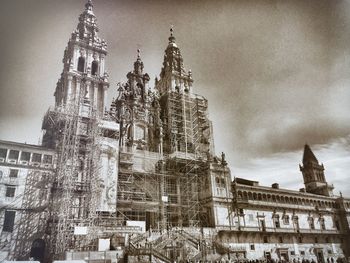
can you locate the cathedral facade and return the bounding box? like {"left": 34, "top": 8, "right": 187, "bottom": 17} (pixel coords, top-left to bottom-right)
{"left": 0, "top": 1, "right": 349, "bottom": 262}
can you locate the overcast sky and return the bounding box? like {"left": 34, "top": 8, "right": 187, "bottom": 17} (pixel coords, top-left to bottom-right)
{"left": 0, "top": 0, "right": 349, "bottom": 196}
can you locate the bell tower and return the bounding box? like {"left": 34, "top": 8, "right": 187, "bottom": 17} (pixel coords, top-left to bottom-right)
{"left": 155, "top": 28, "right": 213, "bottom": 157}
{"left": 299, "top": 144, "right": 334, "bottom": 196}
{"left": 156, "top": 27, "right": 193, "bottom": 95}
{"left": 53, "top": 0, "right": 109, "bottom": 117}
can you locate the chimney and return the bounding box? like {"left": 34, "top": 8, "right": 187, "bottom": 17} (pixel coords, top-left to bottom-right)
{"left": 272, "top": 183, "right": 279, "bottom": 189}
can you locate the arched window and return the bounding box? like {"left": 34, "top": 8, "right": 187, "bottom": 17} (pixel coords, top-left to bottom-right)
{"left": 91, "top": 60, "right": 98, "bottom": 75}
{"left": 78, "top": 56, "right": 85, "bottom": 72}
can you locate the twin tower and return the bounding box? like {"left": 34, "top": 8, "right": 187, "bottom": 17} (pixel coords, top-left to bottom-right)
{"left": 45, "top": 0, "right": 211, "bottom": 157}
{"left": 38, "top": 0, "right": 334, "bottom": 258}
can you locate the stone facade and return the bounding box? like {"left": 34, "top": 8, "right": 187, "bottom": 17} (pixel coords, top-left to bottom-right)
{"left": 0, "top": 1, "right": 349, "bottom": 263}
{"left": 215, "top": 146, "right": 350, "bottom": 261}
{"left": 0, "top": 140, "right": 55, "bottom": 261}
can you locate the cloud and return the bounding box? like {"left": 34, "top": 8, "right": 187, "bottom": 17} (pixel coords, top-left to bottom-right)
{"left": 233, "top": 135, "right": 350, "bottom": 197}
{"left": 0, "top": 0, "right": 349, "bottom": 196}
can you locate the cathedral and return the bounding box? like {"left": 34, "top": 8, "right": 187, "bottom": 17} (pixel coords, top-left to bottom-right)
{"left": 0, "top": 1, "right": 349, "bottom": 262}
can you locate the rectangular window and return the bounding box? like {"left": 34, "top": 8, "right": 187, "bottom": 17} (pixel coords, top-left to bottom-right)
{"left": 309, "top": 218, "right": 315, "bottom": 229}
{"left": 291, "top": 251, "right": 295, "bottom": 256}
{"left": 335, "top": 220, "right": 340, "bottom": 230}
{"left": 301, "top": 251, "right": 305, "bottom": 256}
{"left": 263, "top": 236, "right": 268, "bottom": 243}
{"left": 31, "top": 153, "right": 42, "bottom": 163}
{"left": 279, "top": 236, "right": 283, "bottom": 243}
{"left": 260, "top": 219, "right": 266, "bottom": 231}
{"left": 3, "top": 211, "right": 16, "bottom": 232}
{"left": 8, "top": 150, "right": 19, "bottom": 160}
{"left": 250, "top": 244, "right": 255, "bottom": 250}
{"left": 20, "top": 151, "right": 31, "bottom": 161}
{"left": 5, "top": 186, "right": 16, "bottom": 197}
{"left": 220, "top": 178, "right": 226, "bottom": 187}
{"left": 274, "top": 217, "right": 280, "bottom": 228}
{"left": 43, "top": 155, "right": 53, "bottom": 164}
{"left": 0, "top": 148, "right": 7, "bottom": 159}
{"left": 9, "top": 169, "right": 18, "bottom": 178}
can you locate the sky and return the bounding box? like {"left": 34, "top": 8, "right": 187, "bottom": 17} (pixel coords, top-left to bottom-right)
{"left": 0, "top": 0, "right": 349, "bottom": 196}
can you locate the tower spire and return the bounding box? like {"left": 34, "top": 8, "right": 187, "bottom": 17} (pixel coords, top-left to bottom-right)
{"left": 156, "top": 28, "right": 193, "bottom": 95}
{"left": 85, "top": 0, "right": 94, "bottom": 13}
{"left": 168, "top": 26, "right": 176, "bottom": 46}
{"left": 302, "top": 144, "right": 318, "bottom": 164}
{"left": 134, "top": 49, "right": 144, "bottom": 74}
{"left": 137, "top": 48, "right": 141, "bottom": 59}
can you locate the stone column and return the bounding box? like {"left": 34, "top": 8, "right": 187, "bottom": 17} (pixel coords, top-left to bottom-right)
{"left": 100, "top": 54, "right": 105, "bottom": 77}
{"left": 76, "top": 78, "right": 81, "bottom": 104}
{"left": 93, "top": 82, "right": 98, "bottom": 110}
{"left": 66, "top": 75, "right": 73, "bottom": 104}
{"left": 103, "top": 85, "right": 108, "bottom": 114}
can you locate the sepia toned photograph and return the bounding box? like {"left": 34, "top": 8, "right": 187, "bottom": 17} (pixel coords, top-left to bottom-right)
{"left": 0, "top": 0, "right": 349, "bottom": 262}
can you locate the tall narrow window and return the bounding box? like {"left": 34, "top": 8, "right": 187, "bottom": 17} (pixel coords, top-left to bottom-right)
{"left": 260, "top": 219, "right": 266, "bottom": 231}
{"left": 335, "top": 220, "right": 340, "bottom": 230}
{"left": 3, "top": 211, "right": 16, "bottom": 232}
{"left": 273, "top": 215, "right": 280, "bottom": 228}
{"left": 309, "top": 217, "right": 315, "bottom": 229}
{"left": 9, "top": 169, "right": 18, "bottom": 178}
{"left": 78, "top": 56, "right": 85, "bottom": 72}
{"left": 91, "top": 61, "right": 98, "bottom": 75}
{"left": 6, "top": 186, "right": 16, "bottom": 197}
{"left": 0, "top": 148, "right": 7, "bottom": 159}
{"left": 263, "top": 236, "right": 268, "bottom": 243}
{"left": 320, "top": 218, "right": 326, "bottom": 230}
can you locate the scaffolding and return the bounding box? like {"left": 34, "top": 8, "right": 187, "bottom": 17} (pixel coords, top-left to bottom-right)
{"left": 114, "top": 90, "right": 211, "bottom": 233}
{"left": 11, "top": 169, "right": 53, "bottom": 260}
{"left": 0, "top": 166, "right": 53, "bottom": 261}
{"left": 44, "top": 78, "right": 101, "bottom": 260}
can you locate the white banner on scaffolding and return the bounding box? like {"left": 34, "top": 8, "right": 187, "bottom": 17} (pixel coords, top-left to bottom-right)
{"left": 74, "top": 226, "right": 88, "bottom": 235}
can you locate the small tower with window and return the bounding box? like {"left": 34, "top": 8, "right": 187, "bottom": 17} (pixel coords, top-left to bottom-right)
{"left": 299, "top": 144, "right": 334, "bottom": 196}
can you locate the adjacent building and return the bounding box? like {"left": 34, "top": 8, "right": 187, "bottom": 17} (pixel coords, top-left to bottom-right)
{"left": 215, "top": 145, "right": 350, "bottom": 261}
{"left": 0, "top": 140, "right": 55, "bottom": 261}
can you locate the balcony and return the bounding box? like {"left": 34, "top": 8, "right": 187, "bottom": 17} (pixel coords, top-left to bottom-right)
{"left": 298, "top": 228, "right": 339, "bottom": 235}
{"left": 216, "top": 225, "right": 340, "bottom": 235}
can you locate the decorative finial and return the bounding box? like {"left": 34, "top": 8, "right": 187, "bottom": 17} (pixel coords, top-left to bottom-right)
{"left": 85, "top": 0, "right": 93, "bottom": 11}
{"left": 137, "top": 49, "right": 141, "bottom": 59}
{"left": 168, "top": 25, "right": 176, "bottom": 44}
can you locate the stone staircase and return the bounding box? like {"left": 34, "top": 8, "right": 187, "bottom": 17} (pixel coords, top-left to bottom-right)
{"left": 126, "top": 228, "right": 216, "bottom": 262}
